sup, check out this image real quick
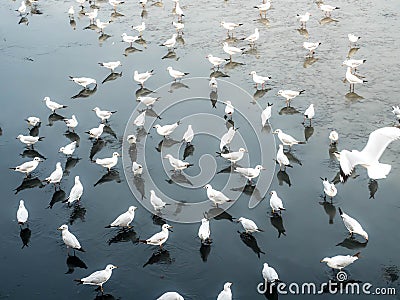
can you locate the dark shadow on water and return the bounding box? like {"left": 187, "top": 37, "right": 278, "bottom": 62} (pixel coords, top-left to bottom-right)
{"left": 64, "top": 157, "right": 81, "bottom": 176}
{"left": 103, "top": 124, "right": 117, "bottom": 139}
{"left": 20, "top": 148, "right": 46, "bottom": 160}
{"left": 336, "top": 237, "right": 368, "bottom": 250}
{"left": 200, "top": 243, "right": 211, "bottom": 262}
{"left": 206, "top": 208, "right": 235, "bottom": 222}
{"left": 47, "top": 113, "right": 65, "bottom": 126}
{"left": 90, "top": 139, "right": 106, "bottom": 161}
{"left": 94, "top": 170, "right": 122, "bottom": 187}
{"left": 66, "top": 253, "right": 88, "bottom": 274}
{"left": 143, "top": 249, "right": 173, "bottom": 267}
{"left": 345, "top": 91, "right": 363, "bottom": 101}
{"left": 231, "top": 183, "right": 264, "bottom": 204}
{"left": 296, "top": 27, "right": 309, "bottom": 38}
{"left": 128, "top": 144, "right": 137, "bottom": 163}
{"left": 69, "top": 204, "right": 86, "bottom": 225}
{"left": 138, "top": 107, "right": 161, "bottom": 119}
{"left": 319, "top": 16, "right": 339, "bottom": 25}
{"left": 135, "top": 87, "right": 153, "bottom": 98}
{"left": 277, "top": 170, "right": 291, "bottom": 187}
{"left": 69, "top": 19, "right": 76, "bottom": 30}
{"left": 183, "top": 143, "right": 195, "bottom": 160}
{"left": 303, "top": 56, "right": 319, "bottom": 68}
{"left": 48, "top": 189, "right": 66, "bottom": 209}
{"left": 18, "top": 16, "right": 29, "bottom": 26}
{"left": 278, "top": 106, "right": 300, "bottom": 115}
{"left": 224, "top": 61, "right": 245, "bottom": 70}
{"left": 14, "top": 177, "right": 45, "bottom": 194}
{"left": 270, "top": 215, "right": 286, "bottom": 238}
{"left": 123, "top": 46, "right": 143, "bottom": 57}
{"left": 319, "top": 199, "right": 336, "bottom": 224}
{"left": 108, "top": 228, "right": 139, "bottom": 245}
{"left": 169, "top": 82, "right": 189, "bottom": 93}
{"left": 156, "top": 138, "right": 180, "bottom": 152}
{"left": 94, "top": 293, "right": 116, "bottom": 300}
{"left": 304, "top": 125, "right": 314, "bottom": 142}
{"left": 29, "top": 125, "right": 40, "bottom": 137}
{"left": 166, "top": 172, "right": 193, "bottom": 186}
{"left": 102, "top": 72, "right": 122, "bottom": 84}
{"left": 253, "top": 88, "right": 271, "bottom": 101}
{"left": 262, "top": 283, "right": 279, "bottom": 300}
{"left": 238, "top": 231, "right": 265, "bottom": 258}
{"left": 162, "top": 50, "right": 178, "bottom": 61}
{"left": 133, "top": 176, "right": 146, "bottom": 200}
{"left": 368, "top": 179, "right": 378, "bottom": 199}
{"left": 71, "top": 85, "right": 97, "bottom": 99}
{"left": 285, "top": 150, "right": 302, "bottom": 166}
{"left": 152, "top": 214, "right": 166, "bottom": 226}
{"left": 20, "top": 227, "right": 31, "bottom": 249}
{"left": 98, "top": 33, "right": 111, "bottom": 45}
{"left": 347, "top": 47, "right": 359, "bottom": 59}
{"left": 210, "top": 90, "right": 218, "bottom": 108}
{"left": 217, "top": 164, "right": 236, "bottom": 175}
{"left": 209, "top": 70, "right": 229, "bottom": 78}
{"left": 64, "top": 131, "right": 80, "bottom": 146}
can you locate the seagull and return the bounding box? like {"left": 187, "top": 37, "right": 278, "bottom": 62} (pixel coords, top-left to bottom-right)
{"left": 204, "top": 184, "right": 233, "bottom": 207}
{"left": 303, "top": 104, "right": 315, "bottom": 125}
{"left": 76, "top": 0, "right": 85, "bottom": 9}
{"left": 223, "top": 42, "right": 245, "bottom": 61}
{"left": 59, "top": 141, "right": 77, "bottom": 156}
{"left": 217, "top": 282, "right": 232, "bottom": 300}
{"left": 134, "top": 70, "right": 154, "bottom": 87}
{"left": 153, "top": 121, "right": 180, "bottom": 137}
{"left": 220, "top": 127, "right": 237, "bottom": 151}
{"left": 26, "top": 116, "right": 41, "bottom": 127}
{"left": 297, "top": 12, "right": 311, "bottom": 28}
{"left": 335, "top": 127, "right": 400, "bottom": 181}
{"left": 92, "top": 107, "right": 117, "bottom": 123}
{"left": 183, "top": 125, "right": 194, "bottom": 144}
{"left": 122, "top": 33, "right": 139, "bottom": 46}
{"left": 343, "top": 59, "right": 366, "bottom": 72}
{"left": 161, "top": 34, "right": 177, "bottom": 49}
{"left": 95, "top": 152, "right": 120, "bottom": 171}
{"left": 392, "top": 106, "right": 400, "bottom": 123}
{"left": 109, "top": 0, "right": 124, "bottom": 11}
{"left": 65, "top": 175, "right": 83, "bottom": 206}
{"left": 346, "top": 67, "right": 367, "bottom": 92}
{"left": 85, "top": 8, "right": 98, "bottom": 24}
{"left": 224, "top": 101, "right": 234, "bottom": 119}
{"left": 164, "top": 154, "right": 193, "bottom": 171}
{"left": 141, "top": 224, "right": 173, "bottom": 248}
{"left": 220, "top": 21, "right": 243, "bottom": 37}
{"left": 172, "top": 21, "right": 185, "bottom": 33}
{"left": 75, "top": 264, "right": 118, "bottom": 293}
{"left": 17, "top": 200, "right": 28, "bottom": 224}
{"left": 329, "top": 130, "right": 339, "bottom": 145}
{"left": 338, "top": 208, "right": 368, "bottom": 241}
{"left": 64, "top": 115, "right": 78, "bottom": 131}
{"left": 277, "top": 89, "right": 305, "bottom": 107}
{"left": 321, "top": 177, "right": 337, "bottom": 200}
{"left": 318, "top": 3, "right": 339, "bottom": 16}
{"left": 43, "top": 96, "right": 67, "bottom": 112}
{"left": 276, "top": 144, "right": 292, "bottom": 170}
{"left": 134, "top": 111, "right": 146, "bottom": 127}
{"left": 244, "top": 28, "right": 260, "bottom": 46}
{"left": 150, "top": 190, "right": 168, "bottom": 211}
{"left": 175, "top": 1, "right": 184, "bottom": 21}
{"left": 348, "top": 33, "right": 361, "bottom": 45}
{"left": 235, "top": 165, "right": 265, "bottom": 181}
{"left": 157, "top": 292, "right": 184, "bottom": 300}
{"left": 139, "top": 0, "right": 147, "bottom": 7}
{"left": 127, "top": 134, "right": 137, "bottom": 144}
{"left": 262, "top": 263, "right": 279, "bottom": 286}
{"left": 209, "top": 77, "right": 218, "bottom": 91}
{"left": 206, "top": 54, "right": 225, "bottom": 69}
{"left": 86, "top": 124, "right": 105, "bottom": 139}
{"left": 198, "top": 218, "right": 211, "bottom": 244}
{"left": 303, "top": 42, "right": 321, "bottom": 57}
{"left": 250, "top": 71, "right": 271, "bottom": 89}
{"left": 254, "top": 2, "right": 271, "bottom": 18}
{"left": 57, "top": 224, "right": 85, "bottom": 252}
{"left": 106, "top": 206, "right": 137, "bottom": 228}
{"left": 132, "top": 161, "right": 143, "bottom": 175}
{"left": 16, "top": 135, "right": 43, "bottom": 147}
{"left": 96, "top": 19, "right": 111, "bottom": 33}
{"left": 261, "top": 103, "right": 273, "bottom": 126}
{"left": 98, "top": 61, "right": 121, "bottom": 73}
{"left": 44, "top": 162, "right": 63, "bottom": 185}
{"left": 132, "top": 22, "right": 145, "bottom": 36}
{"left": 273, "top": 129, "right": 305, "bottom": 148}
{"left": 138, "top": 96, "right": 159, "bottom": 107}
{"left": 219, "top": 148, "right": 247, "bottom": 164}
{"left": 237, "top": 217, "right": 263, "bottom": 233}
{"left": 321, "top": 253, "right": 360, "bottom": 270}
{"left": 167, "top": 67, "right": 189, "bottom": 81}
{"left": 269, "top": 191, "right": 285, "bottom": 213}
{"left": 10, "top": 157, "right": 42, "bottom": 176}
{"left": 16, "top": 1, "right": 27, "bottom": 16}
{"left": 69, "top": 76, "right": 97, "bottom": 89}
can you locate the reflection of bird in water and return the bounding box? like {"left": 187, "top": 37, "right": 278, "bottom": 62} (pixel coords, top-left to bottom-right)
{"left": 66, "top": 253, "right": 88, "bottom": 274}
{"left": 135, "top": 87, "right": 153, "bottom": 99}
{"left": 14, "top": 177, "right": 45, "bottom": 194}
{"left": 277, "top": 170, "right": 291, "bottom": 187}
{"left": 94, "top": 170, "right": 121, "bottom": 186}
{"left": 278, "top": 106, "right": 300, "bottom": 115}
{"left": 231, "top": 184, "right": 264, "bottom": 204}
{"left": 48, "top": 189, "right": 66, "bottom": 209}
{"left": 382, "top": 265, "right": 399, "bottom": 284}
{"left": 253, "top": 88, "right": 271, "bottom": 101}
{"left": 206, "top": 208, "right": 235, "bottom": 222}
{"left": 20, "top": 149, "right": 46, "bottom": 160}
{"left": 262, "top": 283, "right": 279, "bottom": 300}
{"left": 48, "top": 113, "right": 65, "bottom": 126}
{"left": 345, "top": 91, "right": 364, "bottom": 101}
{"left": 368, "top": 180, "right": 378, "bottom": 199}
{"left": 102, "top": 72, "right": 122, "bottom": 84}
{"left": 303, "top": 56, "right": 319, "bottom": 68}
{"left": 347, "top": 47, "right": 359, "bottom": 59}
{"left": 336, "top": 237, "right": 368, "bottom": 250}
{"left": 123, "top": 46, "right": 142, "bottom": 57}
{"left": 332, "top": 170, "right": 358, "bottom": 184}
{"left": 319, "top": 16, "right": 338, "bottom": 25}
{"left": 304, "top": 125, "right": 314, "bottom": 142}
{"left": 64, "top": 157, "right": 81, "bottom": 176}
{"left": 210, "top": 90, "right": 218, "bottom": 108}
{"left": 285, "top": 150, "right": 302, "bottom": 166}
{"left": 103, "top": 125, "right": 117, "bottom": 139}
{"left": 166, "top": 172, "right": 193, "bottom": 186}
{"left": 128, "top": 144, "right": 137, "bottom": 163}
{"left": 224, "top": 61, "right": 245, "bottom": 70}
{"left": 270, "top": 215, "right": 286, "bottom": 237}
{"left": 152, "top": 214, "right": 166, "bottom": 226}
{"left": 217, "top": 164, "right": 237, "bottom": 175}
{"left": 94, "top": 293, "right": 116, "bottom": 300}
{"left": 108, "top": 228, "right": 139, "bottom": 245}
{"left": 90, "top": 139, "right": 106, "bottom": 161}
{"left": 200, "top": 244, "right": 211, "bottom": 262}
{"left": 70, "top": 19, "right": 77, "bottom": 30}
{"left": 143, "top": 249, "right": 174, "bottom": 267}
{"left": 162, "top": 50, "right": 178, "bottom": 61}
{"left": 296, "top": 28, "right": 309, "bottom": 38}
{"left": 169, "top": 81, "right": 190, "bottom": 93}
{"left": 69, "top": 205, "right": 86, "bottom": 225}
{"left": 319, "top": 200, "right": 336, "bottom": 224}
{"left": 71, "top": 85, "right": 97, "bottom": 99}
{"left": 183, "top": 144, "right": 195, "bottom": 160}
{"left": 18, "top": 16, "right": 29, "bottom": 26}
{"left": 64, "top": 131, "right": 80, "bottom": 146}
{"left": 98, "top": 33, "right": 111, "bottom": 45}
{"left": 133, "top": 176, "right": 145, "bottom": 200}
{"left": 155, "top": 138, "right": 180, "bottom": 152}
{"left": 209, "top": 70, "right": 229, "bottom": 78}
{"left": 20, "top": 227, "right": 31, "bottom": 248}
{"left": 138, "top": 107, "right": 161, "bottom": 120}
{"left": 237, "top": 231, "right": 265, "bottom": 258}
{"left": 29, "top": 125, "right": 40, "bottom": 137}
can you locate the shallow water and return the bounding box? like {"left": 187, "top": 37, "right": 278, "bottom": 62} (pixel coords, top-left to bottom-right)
{"left": 1, "top": 0, "right": 400, "bottom": 299}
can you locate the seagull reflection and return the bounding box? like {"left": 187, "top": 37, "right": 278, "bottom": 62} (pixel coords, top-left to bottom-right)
{"left": 319, "top": 199, "right": 336, "bottom": 224}
{"left": 20, "top": 149, "right": 46, "bottom": 160}
{"left": 279, "top": 106, "right": 300, "bottom": 115}
{"left": 368, "top": 180, "right": 378, "bottom": 199}
{"left": 138, "top": 108, "right": 161, "bottom": 119}
{"left": 328, "top": 144, "right": 338, "bottom": 160}
{"left": 48, "top": 188, "right": 66, "bottom": 209}
{"left": 152, "top": 214, "right": 166, "bottom": 226}
{"left": 217, "top": 164, "right": 236, "bottom": 175}
{"left": 69, "top": 205, "right": 86, "bottom": 225}
{"left": 135, "top": 37, "right": 147, "bottom": 48}
{"left": 270, "top": 215, "right": 286, "bottom": 238}
{"left": 200, "top": 243, "right": 211, "bottom": 262}
{"left": 336, "top": 237, "right": 368, "bottom": 250}
{"left": 176, "top": 35, "right": 185, "bottom": 46}
{"left": 156, "top": 138, "right": 180, "bottom": 152}
{"left": 128, "top": 144, "right": 137, "bottom": 163}
{"left": 66, "top": 253, "right": 88, "bottom": 274}
{"left": 225, "top": 119, "right": 235, "bottom": 130}
{"left": 99, "top": 33, "right": 112, "bottom": 46}
{"left": 231, "top": 184, "right": 263, "bottom": 203}
{"left": 285, "top": 151, "right": 302, "bottom": 166}
{"left": 206, "top": 208, "right": 235, "bottom": 222}
{"left": 71, "top": 85, "right": 97, "bottom": 99}
{"left": 20, "top": 227, "right": 31, "bottom": 248}
{"left": 262, "top": 283, "right": 279, "bottom": 300}
{"left": 133, "top": 176, "right": 146, "bottom": 200}
{"left": 277, "top": 170, "right": 291, "bottom": 187}
{"left": 123, "top": 46, "right": 143, "bottom": 56}
{"left": 243, "top": 47, "right": 259, "bottom": 57}
{"left": 253, "top": 88, "right": 271, "bottom": 101}
{"left": 210, "top": 70, "right": 229, "bottom": 78}
{"left": 347, "top": 47, "right": 359, "bottom": 59}
{"left": 141, "top": 8, "right": 147, "bottom": 18}
{"left": 47, "top": 113, "right": 65, "bottom": 126}
{"left": 69, "top": 19, "right": 77, "bottom": 30}
{"left": 18, "top": 16, "right": 29, "bottom": 26}
{"left": 29, "top": 125, "right": 40, "bottom": 137}
{"left": 108, "top": 228, "right": 139, "bottom": 245}
{"left": 296, "top": 28, "right": 309, "bottom": 38}
{"left": 64, "top": 157, "right": 81, "bottom": 176}
{"left": 102, "top": 72, "right": 122, "bottom": 84}
{"left": 83, "top": 23, "right": 98, "bottom": 31}
{"left": 210, "top": 91, "right": 218, "bottom": 108}
{"left": 14, "top": 177, "right": 45, "bottom": 194}
{"left": 304, "top": 125, "right": 314, "bottom": 142}
{"left": 64, "top": 131, "right": 80, "bottom": 146}
{"left": 303, "top": 57, "right": 319, "bottom": 68}
{"left": 319, "top": 17, "right": 338, "bottom": 25}
{"left": 345, "top": 91, "right": 364, "bottom": 101}
{"left": 143, "top": 249, "right": 173, "bottom": 267}
{"left": 94, "top": 293, "right": 116, "bottom": 300}
{"left": 166, "top": 172, "right": 193, "bottom": 186}
{"left": 94, "top": 170, "right": 122, "bottom": 186}
{"left": 261, "top": 124, "right": 272, "bottom": 134}
{"left": 0, "top": 127, "right": 2, "bottom": 136}
{"left": 169, "top": 81, "right": 189, "bottom": 93}
{"left": 332, "top": 170, "right": 358, "bottom": 184}
{"left": 110, "top": 11, "right": 124, "bottom": 19}
{"left": 90, "top": 139, "right": 106, "bottom": 161}
{"left": 103, "top": 124, "right": 117, "bottom": 139}
{"left": 238, "top": 231, "right": 265, "bottom": 258}
{"left": 30, "top": 6, "right": 42, "bottom": 15}
{"left": 382, "top": 266, "right": 399, "bottom": 284}
{"left": 224, "top": 61, "right": 245, "bottom": 70}
{"left": 135, "top": 87, "right": 153, "bottom": 98}
{"left": 257, "top": 18, "right": 270, "bottom": 26}
{"left": 183, "top": 144, "right": 195, "bottom": 160}
{"left": 162, "top": 50, "right": 178, "bottom": 61}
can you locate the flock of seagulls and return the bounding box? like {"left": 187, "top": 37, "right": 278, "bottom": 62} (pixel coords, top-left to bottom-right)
{"left": 8, "top": 0, "right": 400, "bottom": 298}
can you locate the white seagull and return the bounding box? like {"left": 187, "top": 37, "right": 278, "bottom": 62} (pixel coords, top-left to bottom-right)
{"left": 277, "top": 89, "right": 305, "bottom": 107}
{"left": 297, "top": 12, "right": 311, "bottom": 27}
{"left": 321, "top": 177, "right": 337, "bottom": 199}
{"left": 134, "top": 70, "right": 154, "bottom": 87}
{"left": 17, "top": 1, "right": 27, "bottom": 15}
{"left": 303, "top": 104, "right": 315, "bottom": 125}
{"left": 220, "top": 148, "right": 247, "bottom": 164}
{"left": 338, "top": 208, "right": 368, "bottom": 241}
{"left": 392, "top": 106, "right": 400, "bottom": 123}
{"left": 153, "top": 121, "right": 180, "bottom": 137}
{"left": 96, "top": 19, "right": 111, "bottom": 33}
{"left": 237, "top": 217, "right": 263, "bottom": 233}
{"left": 276, "top": 144, "right": 292, "bottom": 170}
{"left": 244, "top": 28, "right": 260, "bottom": 46}
{"left": 59, "top": 141, "right": 77, "bottom": 156}
{"left": 43, "top": 96, "right": 67, "bottom": 112}
{"left": 44, "top": 162, "right": 63, "bottom": 184}
{"left": 95, "top": 152, "right": 120, "bottom": 171}
{"left": 85, "top": 8, "right": 98, "bottom": 24}
{"left": 122, "top": 33, "right": 139, "bottom": 46}
{"left": 183, "top": 125, "right": 194, "bottom": 143}
{"left": 98, "top": 61, "right": 121, "bottom": 73}
{"left": 106, "top": 206, "right": 137, "bottom": 228}
{"left": 221, "top": 21, "right": 243, "bottom": 36}
{"left": 224, "top": 101, "right": 234, "bottom": 118}
{"left": 348, "top": 33, "right": 361, "bottom": 45}
{"left": 204, "top": 184, "right": 233, "bottom": 207}
{"left": 167, "top": 66, "right": 189, "bottom": 81}
{"left": 343, "top": 59, "right": 366, "bottom": 72}
{"left": 65, "top": 175, "right": 84, "bottom": 206}
{"left": 206, "top": 54, "right": 225, "bottom": 69}
{"left": 132, "top": 162, "right": 143, "bottom": 175}
{"left": 57, "top": 224, "right": 85, "bottom": 252}
{"left": 175, "top": 1, "right": 184, "bottom": 21}
{"left": 157, "top": 292, "right": 184, "bottom": 300}
{"left": 161, "top": 34, "right": 177, "bottom": 49}
{"left": 132, "top": 22, "right": 145, "bottom": 36}
{"left": 93, "top": 107, "right": 117, "bottom": 123}
{"left": 17, "top": 200, "right": 29, "bottom": 224}
{"left": 346, "top": 67, "right": 367, "bottom": 91}
{"left": 150, "top": 190, "right": 168, "bottom": 211}
{"left": 223, "top": 42, "right": 245, "bottom": 61}
{"left": 261, "top": 103, "right": 273, "bottom": 126}
{"left": 209, "top": 77, "right": 218, "bottom": 91}
{"left": 138, "top": 96, "right": 159, "bottom": 107}
{"left": 75, "top": 264, "right": 118, "bottom": 293}
{"left": 217, "top": 282, "right": 233, "bottom": 300}
{"left": 10, "top": 157, "right": 42, "bottom": 176}
{"left": 198, "top": 218, "right": 211, "bottom": 244}
{"left": 254, "top": 2, "right": 271, "bottom": 18}
{"left": 26, "top": 117, "right": 41, "bottom": 127}
{"left": 69, "top": 76, "right": 97, "bottom": 89}
{"left": 164, "top": 154, "right": 193, "bottom": 171}
{"left": 141, "top": 224, "right": 173, "bottom": 248}
{"left": 134, "top": 111, "right": 146, "bottom": 127}
{"left": 273, "top": 129, "right": 305, "bottom": 148}
{"left": 219, "top": 127, "right": 237, "bottom": 151}
{"left": 321, "top": 253, "right": 360, "bottom": 270}
{"left": 109, "top": 0, "right": 124, "bottom": 11}
{"left": 318, "top": 3, "right": 340, "bottom": 16}
{"left": 172, "top": 21, "right": 185, "bottom": 33}
{"left": 329, "top": 130, "right": 339, "bottom": 145}
{"left": 86, "top": 124, "right": 105, "bottom": 139}
{"left": 303, "top": 41, "right": 321, "bottom": 57}
{"left": 68, "top": 6, "right": 75, "bottom": 18}
{"left": 127, "top": 134, "right": 137, "bottom": 144}
{"left": 64, "top": 115, "right": 78, "bottom": 131}
{"left": 250, "top": 71, "right": 271, "bottom": 89}
{"left": 269, "top": 191, "right": 285, "bottom": 213}
{"left": 262, "top": 263, "right": 279, "bottom": 285}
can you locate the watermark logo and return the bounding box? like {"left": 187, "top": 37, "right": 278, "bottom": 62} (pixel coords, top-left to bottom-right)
{"left": 336, "top": 270, "right": 348, "bottom": 282}
{"left": 122, "top": 77, "right": 276, "bottom": 223}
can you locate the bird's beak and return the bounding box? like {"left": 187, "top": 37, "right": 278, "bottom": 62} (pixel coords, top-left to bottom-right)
{"left": 168, "top": 226, "right": 173, "bottom": 232}
{"left": 57, "top": 227, "right": 62, "bottom": 231}
{"left": 261, "top": 167, "right": 266, "bottom": 170}
{"left": 153, "top": 126, "right": 156, "bottom": 128}
{"left": 320, "top": 260, "right": 323, "bottom": 263}
{"left": 269, "top": 192, "right": 273, "bottom": 195}
{"left": 319, "top": 177, "right": 324, "bottom": 181}
{"left": 15, "top": 137, "right": 19, "bottom": 139}
{"left": 272, "top": 131, "right": 277, "bottom": 134}
{"left": 117, "top": 153, "right": 121, "bottom": 157}
{"left": 92, "top": 108, "right": 95, "bottom": 111}
{"left": 114, "top": 266, "right": 118, "bottom": 268}
{"left": 163, "top": 156, "right": 167, "bottom": 159}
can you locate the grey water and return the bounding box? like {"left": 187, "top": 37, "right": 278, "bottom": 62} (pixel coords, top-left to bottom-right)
{"left": 1, "top": 0, "right": 400, "bottom": 299}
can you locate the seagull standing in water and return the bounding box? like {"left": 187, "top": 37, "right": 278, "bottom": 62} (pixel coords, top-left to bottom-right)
{"left": 93, "top": 107, "right": 117, "bottom": 123}
{"left": 209, "top": 77, "right": 218, "bottom": 91}
{"left": 206, "top": 54, "right": 225, "bottom": 69}
{"left": 64, "top": 115, "right": 78, "bottom": 131}
{"left": 204, "top": 184, "right": 234, "bottom": 207}
{"left": 273, "top": 129, "right": 305, "bottom": 148}
{"left": 303, "top": 104, "right": 315, "bottom": 125}
{"left": 303, "top": 42, "right": 321, "bottom": 57}
{"left": 237, "top": 217, "right": 263, "bottom": 233}
{"left": 69, "top": 76, "right": 97, "bottom": 89}
{"left": 277, "top": 89, "right": 305, "bottom": 107}
{"left": 348, "top": 33, "right": 361, "bottom": 46}
{"left": 261, "top": 103, "right": 273, "bottom": 126}
{"left": 254, "top": 2, "right": 271, "bottom": 18}
{"left": 321, "top": 253, "right": 360, "bottom": 270}
{"left": 106, "top": 206, "right": 137, "bottom": 228}
{"left": 167, "top": 67, "right": 189, "bottom": 81}
{"left": 65, "top": 175, "right": 83, "bottom": 206}
{"left": 98, "top": 61, "right": 121, "bottom": 73}
{"left": 276, "top": 144, "right": 292, "bottom": 170}
{"left": 235, "top": 165, "right": 265, "bottom": 182}
{"left": 157, "top": 292, "right": 184, "bottom": 300}
{"left": 183, "top": 125, "right": 194, "bottom": 144}
{"left": 223, "top": 42, "right": 245, "bottom": 61}
{"left": 150, "top": 190, "right": 168, "bottom": 211}
{"left": 161, "top": 34, "right": 177, "bottom": 49}
{"left": 329, "top": 130, "right": 339, "bottom": 145}
{"left": 220, "top": 127, "right": 237, "bottom": 151}
{"left": 198, "top": 218, "right": 211, "bottom": 244}
{"left": 132, "top": 21, "right": 145, "bottom": 36}
{"left": 86, "top": 124, "right": 105, "bottom": 139}
{"left": 338, "top": 208, "right": 368, "bottom": 241}
{"left": 26, "top": 117, "right": 41, "bottom": 127}
{"left": 262, "top": 263, "right": 280, "bottom": 286}
{"left": 346, "top": 67, "right": 367, "bottom": 92}
{"left": 132, "top": 162, "right": 143, "bottom": 176}
{"left": 164, "top": 154, "right": 193, "bottom": 172}
{"left": 269, "top": 191, "right": 285, "bottom": 214}
{"left": 44, "top": 162, "right": 63, "bottom": 185}
{"left": 10, "top": 157, "right": 42, "bottom": 176}
{"left": 224, "top": 101, "right": 234, "bottom": 119}
{"left": 141, "top": 224, "right": 173, "bottom": 248}
{"left": 122, "top": 33, "right": 139, "bottom": 47}
{"left": 134, "top": 70, "right": 154, "bottom": 87}
{"left": 75, "top": 264, "right": 118, "bottom": 293}
{"left": 95, "top": 152, "right": 120, "bottom": 171}
{"left": 43, "top": 97, "right": 68, "bottom": 113}
{"left": 221, "top": 21, "right": 243, "bottom": 37}
{"left": 321, "top": 177, "right": 337, "bottom": 200}
{"left": 250, "top": 71, "right": 271, "bottom": 89}
{"left": 57, "top": 224, "right": 85, "bottom": 252}
{"left": 244, "top": 28, "right": 260, "bottom": 46}
{"left": 219, "top": 148, "right": 247, "bottom": 164}
{"left": 134, "top": 111, "right": 146, "bottom": 127}
{"left": 297, "top": 12, "right": 311, "bottom": 28}
{"left": 217, "top": 282, "right": 233, "bottom": 300}
{"left": 17, "top": 200, "right": 29, "bottom": 224}
{"left": 153, "top": 121, "right": 180, "bottom": 138}
{"left": 59, "top": 141, "right": 77, "bottom": 156}
{"left": 16, "top": 135, "right": 43, "bottom": 147}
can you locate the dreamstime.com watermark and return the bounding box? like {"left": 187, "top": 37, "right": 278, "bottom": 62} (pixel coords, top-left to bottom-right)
{"left": 257, "top": 271, "right": 396, "bottom": 296}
